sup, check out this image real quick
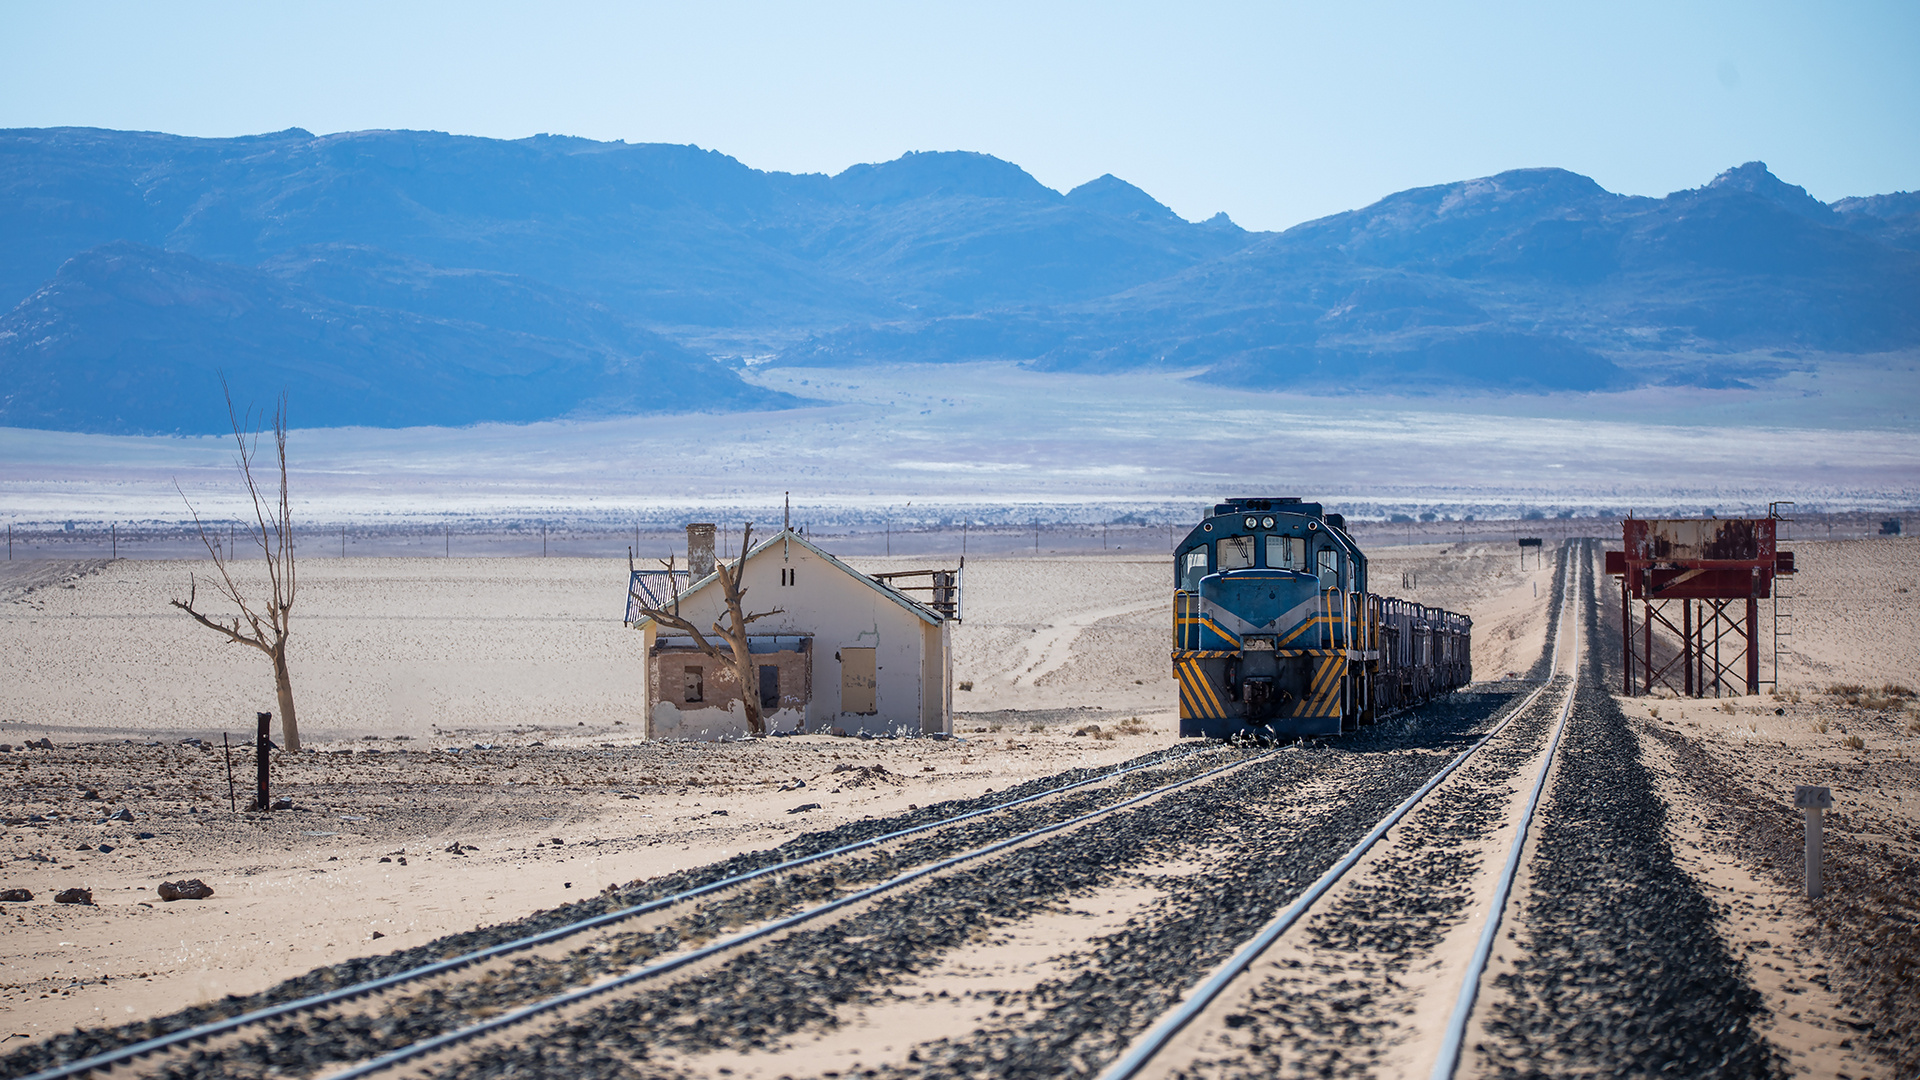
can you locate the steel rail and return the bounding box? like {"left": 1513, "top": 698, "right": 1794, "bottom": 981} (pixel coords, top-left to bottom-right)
{"left": 19, "top": 743, "right": 1217, "bottom": 1080}
{"left": 1428, "top": 547, "right": 1586, "bottom": 1080}
{"left": 325, "top": 747, "right": 1278, "bottom": 1080}
{"left": 1096, "top": 548, "right": 1576, "bottom": 1080}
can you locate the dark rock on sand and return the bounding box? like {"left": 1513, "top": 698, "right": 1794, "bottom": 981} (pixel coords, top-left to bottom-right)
{"left": 54, "top": 888, "right": 93, "bottom": 905}
{"left": 158, "top": 879, "right": 215, "bottom": 901}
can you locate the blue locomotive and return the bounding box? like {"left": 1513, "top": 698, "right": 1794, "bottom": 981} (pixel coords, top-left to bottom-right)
{"left": 1173, "top": 497, "right": 1473, "bottom": 738}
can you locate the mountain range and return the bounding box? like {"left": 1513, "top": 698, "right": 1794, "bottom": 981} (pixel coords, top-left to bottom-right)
{"left": 2, "top": 126, "right": 1916, "bottom": 433}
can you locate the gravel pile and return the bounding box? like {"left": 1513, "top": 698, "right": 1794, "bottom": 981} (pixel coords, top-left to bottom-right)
{"left": 1476, "top": 552, "right": 1784, "bottom": 1079}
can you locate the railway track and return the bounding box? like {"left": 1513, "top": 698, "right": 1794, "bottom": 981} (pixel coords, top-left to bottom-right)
{"left": 10, "top": 547, "right": 1591, "bottom": 1080}
{"left": 12, "top": 743, "right": 1231, "bottom": 1080}
{"left": 1098, "top": 543, "right": 1587, "bottom": 1080}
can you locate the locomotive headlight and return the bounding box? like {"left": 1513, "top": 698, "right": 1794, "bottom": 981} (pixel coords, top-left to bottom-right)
{"left": 1262, "top": 516, "right": 1275, "bottom": 528}
{"left": 1245, "top": 516, "right": 1258, "bottom": 528}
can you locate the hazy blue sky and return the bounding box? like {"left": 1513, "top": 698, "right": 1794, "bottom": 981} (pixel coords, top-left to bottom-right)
{"left": 3, "top": 1, "right": 1915, "bottom": 231}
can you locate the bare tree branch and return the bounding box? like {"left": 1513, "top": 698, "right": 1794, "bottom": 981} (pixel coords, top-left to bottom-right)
{"left": 173, "top": 377, "right": 302, "bottom": 754}
{"left": 628, "top": 522, "right": 784, "bottom": 736}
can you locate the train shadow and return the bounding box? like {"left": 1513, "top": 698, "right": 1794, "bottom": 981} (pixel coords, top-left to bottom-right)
{"left": 1206, "top": 680, "right": 1543, "bottom": 755}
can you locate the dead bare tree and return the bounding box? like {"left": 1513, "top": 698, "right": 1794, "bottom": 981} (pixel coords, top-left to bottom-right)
{"left": 628, "top": 522, "right": 784, "bottom": 736}
{"left": 172, "top": 382, "right": 302, "bottom": 753}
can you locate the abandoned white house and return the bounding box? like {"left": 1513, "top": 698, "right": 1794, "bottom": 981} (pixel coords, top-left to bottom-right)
{"left": 625, "top": 525, "right": 960, "bottom": 740}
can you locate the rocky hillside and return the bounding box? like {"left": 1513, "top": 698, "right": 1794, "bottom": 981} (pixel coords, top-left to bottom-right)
{"left": 2, "top": 126, "right": 1914, "bottom": 431}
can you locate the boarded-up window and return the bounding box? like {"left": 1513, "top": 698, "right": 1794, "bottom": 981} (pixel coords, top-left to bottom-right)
{"left": 683, "top": 666, "right": 704, "bottom": 704}
{"left": 840, "top": 647, "right": 877, "bottom": 715}
{"left": 759, "top": 664, "right": 780, "bottom": 710}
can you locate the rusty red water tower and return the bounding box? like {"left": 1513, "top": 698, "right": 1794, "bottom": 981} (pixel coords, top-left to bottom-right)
{"left": 1605, "top": 514, "right": 1796, "bottom": 697}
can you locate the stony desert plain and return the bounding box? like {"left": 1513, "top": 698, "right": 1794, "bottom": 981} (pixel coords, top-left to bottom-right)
{"left": 1, "top": 536, "right": 1916, "bottom": 1077}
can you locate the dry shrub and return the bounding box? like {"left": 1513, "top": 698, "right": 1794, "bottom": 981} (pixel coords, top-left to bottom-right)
{"left": 1072, "top": 725, "right": 1115, "bottom": 741}
{"left": 1844, "top": 734, "right": 1866, "bottom": 750}
{"left": 1813, "top": 719, "right": 1830, "bottom": 734}
{"left": 1114, "top": 716, "right": 1150, "bottom": 735}
{"left": 1720, "top": 701, "right": 1738, "bottom": 715}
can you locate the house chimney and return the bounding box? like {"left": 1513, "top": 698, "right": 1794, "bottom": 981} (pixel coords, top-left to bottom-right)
{"left": 686, "top": 523, "right": 716, "bottom": 579}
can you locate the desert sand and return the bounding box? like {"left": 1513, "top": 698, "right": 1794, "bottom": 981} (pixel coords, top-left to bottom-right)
{"left": 3, "top": 536, "right": 1914, "bottom": 1073}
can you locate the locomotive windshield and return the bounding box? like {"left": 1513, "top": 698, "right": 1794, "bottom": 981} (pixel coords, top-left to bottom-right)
{"left": 1267, "top": 535, "right": 1306, "bottom": 570}
{"left": 1218, "top": 536, "right": 1255, "bottom": 569}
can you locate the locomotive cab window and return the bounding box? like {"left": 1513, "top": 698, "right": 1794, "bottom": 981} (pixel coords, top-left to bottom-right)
{"left": 1266, "top": 534, "right": 1306, "bottom": 571}
{"left": 1317, "top": 548, "right": 1342, "bottom": 588}
{"left": 1217, "top": 536, "right": 1254, "bottom": 570}
{"left": 1180, "top": 549, "right": 1209, "bottom": 590}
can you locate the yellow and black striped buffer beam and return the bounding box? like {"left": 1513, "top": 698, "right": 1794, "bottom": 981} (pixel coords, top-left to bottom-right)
{"left": 1296, "top": 655, "right": 1346, "bottom": 717}
{"left": 1175, "top": 654, "right": 1228, "bottom": 720}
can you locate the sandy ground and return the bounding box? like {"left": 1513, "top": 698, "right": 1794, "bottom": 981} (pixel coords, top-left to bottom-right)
{"left": 1598, "top": 537, "right": 1920, "bottom": 1077}
{"left": 1769, "top": 537, "right": 1920, "bottom": 692}
{"left": 0, "top": 541, "right": 1549, "bottom": 1054}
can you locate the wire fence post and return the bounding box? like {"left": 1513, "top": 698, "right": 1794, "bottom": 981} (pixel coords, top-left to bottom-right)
{"left": 253, "top": 712, "right": 272, "bottom": 811}
{"left": 223, "top": 733, "right": 237, "bottom": 811}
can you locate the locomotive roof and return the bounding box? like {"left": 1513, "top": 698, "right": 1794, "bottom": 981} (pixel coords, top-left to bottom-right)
{"left": 1213, "top": 496, "right": 1322, "bottom": 517}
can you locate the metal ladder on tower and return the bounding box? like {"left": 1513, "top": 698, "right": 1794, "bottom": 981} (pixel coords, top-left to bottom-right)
{"left": 1769, "top": 501, "right": 1795, "bottom": 690}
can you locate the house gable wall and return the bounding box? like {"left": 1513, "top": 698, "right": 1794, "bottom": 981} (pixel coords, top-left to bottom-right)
{"left": 638, "top": 535, "right": 946, "bottom": 739}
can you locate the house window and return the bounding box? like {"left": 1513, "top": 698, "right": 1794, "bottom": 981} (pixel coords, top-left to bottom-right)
{"left": 683, "top": 665, "right": 704, "bottom": 704}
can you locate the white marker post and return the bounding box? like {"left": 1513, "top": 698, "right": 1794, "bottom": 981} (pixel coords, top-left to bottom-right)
{"left": 1794, "top": 785, "right": 1832, "bottom": 898}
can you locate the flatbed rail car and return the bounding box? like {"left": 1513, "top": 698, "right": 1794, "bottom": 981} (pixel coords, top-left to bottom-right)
{"left": 1173, "top": 497, "right": 1472, "bottom": 738}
